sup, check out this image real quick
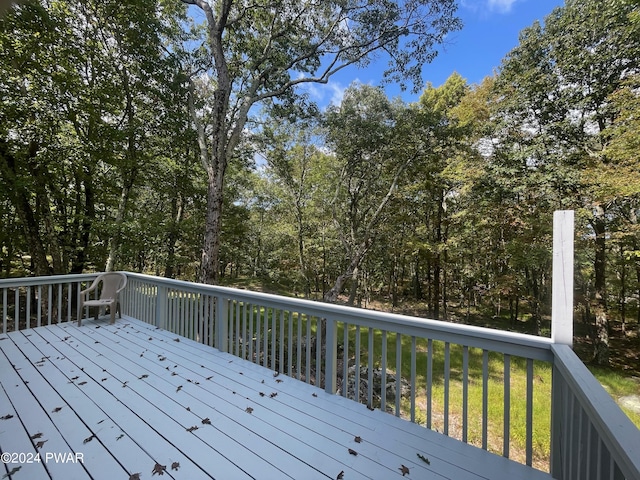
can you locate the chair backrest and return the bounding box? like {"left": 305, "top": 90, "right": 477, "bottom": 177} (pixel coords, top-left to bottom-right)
{"left": 96, "top": 272, "right": 127, "bottom": 300}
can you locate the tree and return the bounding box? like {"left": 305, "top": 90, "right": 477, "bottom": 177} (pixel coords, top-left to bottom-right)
{"left": 494, "top": 0, "right": 640, "bottom": 363}
{"left": 323, "top": 84, "right": 416, "bottom": 303}
{"left": 182, "top": 0, "right": 461, "bottom": 284}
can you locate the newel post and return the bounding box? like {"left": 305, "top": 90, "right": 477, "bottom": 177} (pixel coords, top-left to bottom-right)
{"left": 324, "top": 318, "right": 337, "bottom": 394}
{"left": 155, "top": 284, "right": 167, "bottom": 329}
{"left": 551, "top": 210, "right": 574, "bottom": 347}
{"left": 550, "top": 210, "right": 574, "bottom": 480}
{"left": 215, "top": 295, "right": 229, "bottom": 353}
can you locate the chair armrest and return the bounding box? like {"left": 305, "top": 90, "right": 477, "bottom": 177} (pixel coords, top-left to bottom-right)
{"left": 79, "top": 277, "right": 101, "bottom": 298}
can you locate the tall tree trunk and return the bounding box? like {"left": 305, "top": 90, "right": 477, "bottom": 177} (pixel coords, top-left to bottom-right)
{"left": 592, "top": 205, "right": 609, "bottom": 365}
{"left": 105, "top": 179, "right": 133, "bottom": 272}
{"left": 164, "top": 191, "right": 184, "bottom": 279}
{"left": 201, "top": 169, "right": 225, "bottom": 283}
{"left": 0, "top": 141, "right": 50, "bottom": 276}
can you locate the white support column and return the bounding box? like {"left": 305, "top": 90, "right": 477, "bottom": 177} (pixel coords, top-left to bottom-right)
{"left": 551, "top": 210, "right": 574, "bottom": 346}
{"left": 215, "top": 295, "right": 229, "bottom": 353}
{"left": 324, "top": 318, "right": 337, "bottom": 394}
{"left": 155, "top": 285, "right": 167, "bottom": 329}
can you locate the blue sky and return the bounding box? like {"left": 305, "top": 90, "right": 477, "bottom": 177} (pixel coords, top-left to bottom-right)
{"left": 305, "top": 0, "right": 564, "bottom": 107}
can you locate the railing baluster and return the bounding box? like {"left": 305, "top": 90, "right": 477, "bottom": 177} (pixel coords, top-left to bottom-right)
{"left": 263, "top": 307, "right": 268, "bottom": 368}
{"left": 342, "top": 322, "right": 349, "bottom": 397}
{"left": 67, "top": 282, "right": 72, "bottom": 323}
{"left": 526, "top": 358, "right": 533, "bottom": 466}
{"left": 315, "top": 317, "right": 321, "bottom": 387}
{"left": 296, "top": 311, "right": 302, "bottom": 380}
{"left": 305, "top": 313, "right": 311, "bottom": 383}
{"left": 248, "top": 304, "right": 254, "bottom": 362}
{"left": 504, "top": 353, "right": 511, "bottom": 458}
{"left": 37, "top": 285, "right": 42, "bottom": 328}
{"left": 395, "top": 332, "right": 401, "bottom": 417}
{"left": 427, "top": 338, "right": 433, "bottom": 429}
{"left": 482, "top": 349, "right": 489, "bottom": 450}
{"left": 463, "top": 345, "right": 469, "bottom": 443}
{"left": 15, "top": 287, "right": 20, "bottom": 331}
{"left": 381, "top": 330, "right": 387, "bottom": 413}
{"left": 241, "top": 302, "right": 247, "bottom": 360}
{"left": 279, "top": 310, "right": 284, "bottom": 374}
{"left": 47, "top": 284, "right": 51, "bottom": 325}
{"left": 236, "top": 302, "right": 241, "bottom": 357}
{"left": 26, "top": 286, "right": 31, "bottom": 330}
{"left": 256, "top": 305, "right": 262, "bottom": 365}
{"left": 2, "top": 288, "right": 7, "bottom": 334}
{"left": 367, "top": 327, "right": 373, "bottom": 409}
{"left": 410, "top": 336, "right": 416, "bottom": 423}
{"left": 444, "top": 342, "right": 450, "bottom": 435}
{"left": 355, "top": 325, "right": 361, "bottom": 401}
{"left": 287, "top": 311, "right": 293, "bottom": 376}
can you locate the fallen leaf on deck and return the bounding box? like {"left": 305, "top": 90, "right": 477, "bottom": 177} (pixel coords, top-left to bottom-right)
{"left": 151, "top": 463, "right": 166, "bottom": 476}
{"left": 206, "top": 376, "right": 213, "bottom": 380}
{"left": 35, "top": 440, "right": 48, "bottom": 448}
{"left": 312, "top": 393, "right": 318, "bottom": 397}
{"left": 259, "top": 392, "right": 265, "bottom": 397}
{"left": 275, "top": 379, "right": 283, "bottom": 383}
{"left": 116, "top": 434, "right": 124, "bottom": 441}
{"left": 171, "top": 372, "right": 177, "bottom": 376}
{"left": 101, "top": 378, "right": 108, "bottom": 382}
{"left": 4, "top": 466, "right": 22, "bottom": 478}
{"left": 71, "top": 376, "right": 79, "bottom": 381}
{"left": 399, "top": 465, "right": 410, "bottom": 476}
{"left": 122, "top": 382, "right": 128, "bottom": 388}
{"left": 129, "top": 473, "right": 140, "bottom": 480}
{"left": 176, "top": 385, "right": 182, "bottom": 392}
{"left": 30, "top": 432, "right": 43, "bottom": 439}
{"left": 173, "top": 337, "right": 180, "bottom": 342}
{"left": 84, "top": 435, "right": 96, "bottom": 444}
{"left": 0, "top": 414, "right": 14, "bottom": 420}
{"left": 186, "top": 425, "right": 198, "bottom": 432}
{"left": 52, "top": 407, "right": 63, "bottom": 413}
{"left": 186, "top": 407, "right": 190, "bottom": 411}
{"left": 201, "top": 418, "right": 211, "bottom": 425}
{"left": 149, "top": 337, "right": 152, "bottom": 340}
{"left": 158, "top": 356, "right": 166, "bottom": 361}
{"left": 354, "top": 436, "right": 362, "bottom": 443}
{"left": 270, "top": 392, "right": 277, "bottom": 398}
{"left": 416, "top": 453, "right": 430, "bottom": 465}
{"left": 171, "top": 462, "right": 180, "bottom": 471}
{"left": 78, "top": 381, "right": 87, "bottom": 386}
{"left": 245, "top": 407, "right": 253, "bottom": 414}
{"left": 348, "top": 449, "right": 357, "bottom": 456}
{"left": 336, "top": 470, "right": 344, "bottom": 480}
{"left": 139, "top": 374, "right": 149, "bottom": 379}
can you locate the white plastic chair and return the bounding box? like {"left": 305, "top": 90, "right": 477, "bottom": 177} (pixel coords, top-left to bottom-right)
{"left": 78, "top": 272, "right": 127, "bottom": 326}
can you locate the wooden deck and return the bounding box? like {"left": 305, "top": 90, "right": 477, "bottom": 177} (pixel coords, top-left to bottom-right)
{"left": 0, "top": 317, "right": 552, "bottom": 480}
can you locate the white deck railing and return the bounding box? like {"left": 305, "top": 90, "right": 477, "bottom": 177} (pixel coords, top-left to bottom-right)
{"left": 1, "top": 212, "right": 639, "bottom": 479}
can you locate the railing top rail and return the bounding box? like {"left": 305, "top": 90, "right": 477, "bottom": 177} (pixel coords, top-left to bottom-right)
{"left": 125, "top": 272, "right": 555, "bottom": 360}
{"left": 551, "top": 344, "right": 640, "bottom": 479}
{"left": 0, "top": 273, "right": 101, "bottom": 288}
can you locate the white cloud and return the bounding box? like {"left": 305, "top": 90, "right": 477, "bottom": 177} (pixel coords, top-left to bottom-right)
{"left": 297, "top": 77, "right": 351, "bottom": 109}
{"left": 488, "top": 0, "right": 518, "bottom": 13}
{"left": 461, "top": 0, "right": 519, "bottom": 14}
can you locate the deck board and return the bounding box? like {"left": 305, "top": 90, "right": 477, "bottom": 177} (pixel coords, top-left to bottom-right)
{"left": 0, "top": 317, "right": 553, "bottom": 480}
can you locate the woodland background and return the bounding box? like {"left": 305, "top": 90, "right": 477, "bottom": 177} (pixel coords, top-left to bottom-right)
{"left": 1, "top": 0, "right": 640, "bottom": 372}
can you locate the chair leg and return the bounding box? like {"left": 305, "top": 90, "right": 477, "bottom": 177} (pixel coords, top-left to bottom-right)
{"left": 110, "top": 303, "right": 116, "bottom": 324}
